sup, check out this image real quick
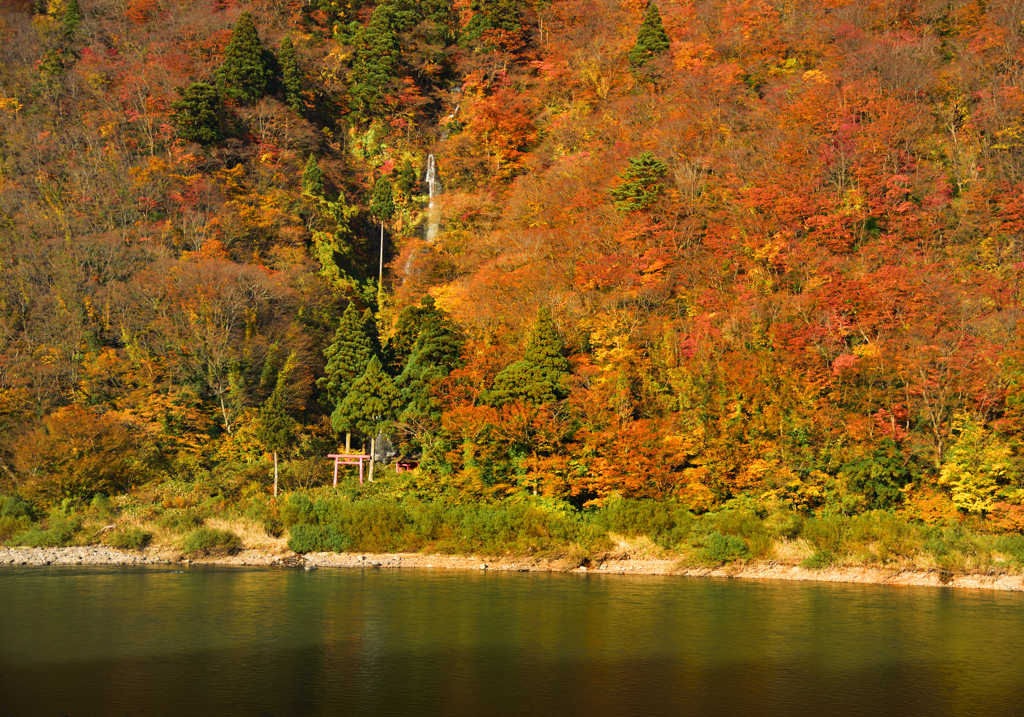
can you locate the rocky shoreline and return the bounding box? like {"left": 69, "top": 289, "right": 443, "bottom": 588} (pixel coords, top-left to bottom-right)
{"left": 2, "top": 546, "right": 1023, "bottom": 592}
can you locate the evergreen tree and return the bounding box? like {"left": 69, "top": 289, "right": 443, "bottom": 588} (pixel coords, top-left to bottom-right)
{"left": 370, "top": 176, "right": 395, "bottom": 223}
{"left": 256, "top": 357, "right": 297, "bottom": 498}
{"left": 464, "top": 0, "right": 522, "bottom": 42}
{"left": 609, "top": 151, "right": 668, "bottom": 212}
{"left": 337, "top": 356, "right": 402, "bottom": 479}
{"left": 302, "top": 154, "right": 324, "bottom": 197}
{"left": 320, "top": 303, "right": 375, "bottom": 408}
{"left": 398, "top": 317, "right": 464, "bottom": 425}
{"left": 278, "top": 36, "right": 304, "bottom": 116}
{"left": 485, "top": 307, "right": 570, "bottom": 406}
{"left": 349, "top": 5, "right": 400, "bottom": 115}
{"left": 386, "top": 295, "right": 446, "bottom": 371}
{"left": 63, "top": 0, "right": 82, "bottom": 35}
{"left": 170, "top": 83, "right": 224, "bottom": 145}
{"left": 378, "top": 0, "right": 420, "bottom": 33}
{"left": 218, "top": 11, "right": 271, "bottom": 104}
{"left": 420, "top": 0, "right": 456, "bottom": 44}
{"left": 628, "top": 3, "right": 670, "bottom": 67}
{"left": 319, "top": 304, "right": 379, "bottom": 449}
{"left": 396, "top": 158, "right": 418, "bottom": 198}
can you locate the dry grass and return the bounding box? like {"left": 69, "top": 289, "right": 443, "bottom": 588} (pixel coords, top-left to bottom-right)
{"left": 205, "top": 517, "right": 288, "bottom": 552}
{"left": 607, "top": 532, "right": 667, "bottom": 559}
{"left": 771, "top": 537, "right": 815, "bottom": 564}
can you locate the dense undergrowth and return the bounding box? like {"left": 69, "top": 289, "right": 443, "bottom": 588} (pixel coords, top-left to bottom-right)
{"left": 4, "top": 473, "right": 1024, "bottom": 575}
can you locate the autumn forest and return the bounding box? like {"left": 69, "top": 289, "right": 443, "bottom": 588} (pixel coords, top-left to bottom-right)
{"left": 3, "top": 0, "right": 1024, "bottom": 562}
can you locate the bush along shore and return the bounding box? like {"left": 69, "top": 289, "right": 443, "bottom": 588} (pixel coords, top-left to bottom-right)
{"left": 4, "top": 475, "right": 1024, "bottom": 591}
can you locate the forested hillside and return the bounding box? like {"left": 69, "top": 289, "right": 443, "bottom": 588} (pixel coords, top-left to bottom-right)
{"left": 3, "top": 0, "right": 1024, "bottom": 534}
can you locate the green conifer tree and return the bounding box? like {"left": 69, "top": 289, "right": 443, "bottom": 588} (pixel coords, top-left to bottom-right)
{"left": 63, "top": 0, "right": 82, "bottom": 35}
{"left": 337, "top": 356, "right": 402, "bottom": 480}
{"left": 371, "top": 176, "right": 396, "bottom": 223}
{"left": 464, "top": 0, "right": 522, "bottom": 42}
{"left": 386, "top": 295, "right": 446, "bottom": 372}
{"left": 395, "top": 158, "right": 418, "bottom": 198}
{"left": 170, "top": 83, "right": 224, "bottom": 145}
{"left": 256, "top": 356, "right": 297, "bottom": 497}
{"left": 378, "top": 0, "right": 420, "bottom": 33}
{"left": 320, "top": 304, "right": 378, "bottom": 450}
{"left": 609, "top": 151, "right": 668, "bottom": 212}
{"left": 349, "top": 6, "right": 400, "bottom": 115}
{"left": 628, "top": 3, "right": 670, "bottom": 67}
{"left": 278, "top": 36, "right": 304, "bottom": 116}
{"left": 420, "top": 0, "right": 456, "bottom": 43}
{"left": 485, "top": 307, "right": 570, "bottom": 406}
{"left": 218, "top": 11, "right": 271, "bottom": 104}
{"left": 302, "top": 154, "right": 324, "bottom": 197}
{"left": 397, "top": 317, "right": 464, "bottom": 425}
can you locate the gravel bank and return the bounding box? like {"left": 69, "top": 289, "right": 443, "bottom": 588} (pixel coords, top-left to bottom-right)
{"left": 3, "top": 547, "right": 1023, "bottom": 591}
{"left": 0, "top": 546, "right": 174, "bottom": 566}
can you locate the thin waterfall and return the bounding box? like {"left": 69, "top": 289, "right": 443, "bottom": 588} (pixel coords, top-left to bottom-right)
{"left": 425, "top": 154, "right": 441, "bottom": 242}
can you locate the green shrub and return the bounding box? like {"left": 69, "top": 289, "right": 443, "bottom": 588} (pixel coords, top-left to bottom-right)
{"left": 11, "top": 518, "right": 81, "bottom": 547}
{"left": 106, "top": 528, "right": 151, "bottom": 550}
{"left": 696, "top": 509, "right": 772, "bottom": 557}
{"left": 90, "top": 494, "right": 114, "bottom": 517}
{"left": 803, "top": 515, "right": 850, "bottom": 556}
{"left": 281, "top": 493, "right": 315, "bottom": 527}
{"left": 596, "top": 499, "right": 693, "bottom": 548}
{"left": 800, "top": 550, "right": 834, "bottom": 569}
{"left": 182, "top": 527, "right": 241, "bottom": 557}
{"left": 995, "top": 534, "right": 1024, "bottom": 564}
{"left": 287, "top": 524, "right": 352, "bottom": 553}
{"left": 0, "top": 515, "right": 31, "bottom": 542}
{"left": 158, "top": 510, "right": 205, "bottom": 532}
{"left": 1, "top": 495, "right": 34, "bottom": 520}
{"left": 697, "top": 532, "right": 750, "bottom": 565}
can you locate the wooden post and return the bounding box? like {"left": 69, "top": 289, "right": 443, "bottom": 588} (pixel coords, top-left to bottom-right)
{"left": 369, "top": 436, "right": 376, "bottom": 483}
{"left": 333, "top": 456, "right": 339, "bottom": 487}
{"left": 273, "top": 451, "right": 278, "bottom": 497}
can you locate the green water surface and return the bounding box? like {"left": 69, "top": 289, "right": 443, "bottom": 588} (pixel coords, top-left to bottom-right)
{"left": 0, "top": 567, "right": 1021, "bottom": 716}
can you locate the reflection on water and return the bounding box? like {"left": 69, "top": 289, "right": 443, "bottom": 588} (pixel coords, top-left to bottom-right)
{"left": 0, "top": 566, "right": 1022, "bottom": 716}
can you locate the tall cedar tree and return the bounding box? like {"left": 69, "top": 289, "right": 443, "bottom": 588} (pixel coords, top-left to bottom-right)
{"left": 349, "top": 6, "right": 400, "bottom": 115}
{"left": 278, "top": 36, "right": 303, "bottom": 116}
{"left": 337, "top": 356, "right": 402, "bottom": 480}
{"left": 256, "top": 358, "right": 297, "bottom": 498}
{"left": 421, "top": 0, "right": 456, "bottom": 43}
{"left": 320, "top": 304, "right": 378, "bottom": 448}
{"left": 628, "top": 4, "right": 670, "bottom": 67}
{"left": 398, "top": 316, "right": 464, "bottom": 425}
{"left": 387, "top": 295, "right": 446, "bottom": 371}
{"left": 464, "top": 0, "right": 521, "bottom": 42}
{"left": 63, "top": 0, "right": 82, "bottom": 35}
{"left": 396, "top": 158, "right": 419, "bottom": 198}
{"left": 371, "top": 176, "right": 396, "bottom": 223}
{"left": 170, "top": 83, "right": 224, "bottom": 144}
{"left": 485, "top": 307, "right": 570, "bottom": 406}
{"left": 218, "top": 12, "right": 271, "bottom": 104}
{"left": 378, "top": 0, "right": 420, "bottom": 33}
{"left": 610, "top": 151, "right": 668, "bottom": 212}
{"left": 302, "top": 154, "right": 324, "bottom": 197}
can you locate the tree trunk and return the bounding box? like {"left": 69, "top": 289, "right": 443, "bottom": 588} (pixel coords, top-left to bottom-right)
{"left": 273, "top": 450, "right": 279, "bottom": 497}
{"left": 379, "top": 222, "right": 385, "bottom": 291}
{"left": 345, "top": 432, "right": 351, "bottom": 453}
{"left": 369, "top": 436, "right": 376, "bottom": 482}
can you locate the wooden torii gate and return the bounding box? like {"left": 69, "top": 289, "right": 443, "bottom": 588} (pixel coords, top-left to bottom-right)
{"left": 327, "top": 453, "right": 372, "bottom": 486}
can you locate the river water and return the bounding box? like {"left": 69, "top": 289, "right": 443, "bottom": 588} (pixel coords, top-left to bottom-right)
{"left": 0, "top": 566, "right": 1021, "bottom": 716}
